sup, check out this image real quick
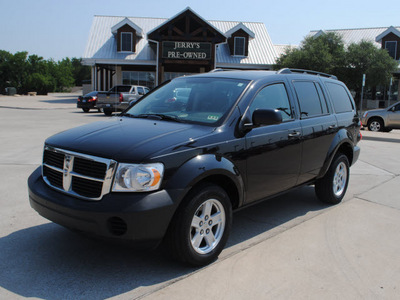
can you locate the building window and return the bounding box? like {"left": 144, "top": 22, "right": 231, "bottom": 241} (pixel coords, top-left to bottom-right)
{"left": 122, "top": 71, "right": 155, "bottom": 88}
{"left": 121, "top": 32, "right": 133, "bottom": 52}
{"left": 234, "top": 37, "right": 245, "bottom": 56}
{"left": 385, "top": 41, "right": 397, "bottom": 59}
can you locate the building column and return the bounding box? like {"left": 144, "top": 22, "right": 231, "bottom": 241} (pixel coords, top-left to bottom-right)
{"left": 116, "top": 66, "right": 122, "bottom": 85}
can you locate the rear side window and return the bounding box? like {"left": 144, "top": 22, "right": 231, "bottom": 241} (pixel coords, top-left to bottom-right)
{"left": 325, "top": 82, "right": 354, "bottom": 113}
{"left": 293, "top": 81, "right": 328, "bottom": 118}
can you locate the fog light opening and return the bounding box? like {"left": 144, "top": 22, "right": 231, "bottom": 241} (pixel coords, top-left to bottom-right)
{"left": 107, "top": 217, "right": 127, "bottom": 236}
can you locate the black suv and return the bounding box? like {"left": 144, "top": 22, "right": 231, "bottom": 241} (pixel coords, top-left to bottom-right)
{"left": 28, "top": 69, "right": 361, "bottom": 266}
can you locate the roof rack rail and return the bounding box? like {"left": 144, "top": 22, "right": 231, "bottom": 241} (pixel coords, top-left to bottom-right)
{"left": 209, "top": 68, "right": 240, "bottom": 72}
{"left": 276, "top": 68, "right": 337, "bottom": 80}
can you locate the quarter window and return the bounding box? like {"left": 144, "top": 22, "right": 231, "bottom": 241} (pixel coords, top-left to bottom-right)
{"left": 293, "top": 81, "right": 328, "bottom": 118}
{"left": 121, "top": 32, "right": 133, "bottom": 52}
{"left": 249, "top": 83, "right": 292, "bottom": 121}
{"left": 234, "top": 37, "right": 245, "bottom": 56}
{"left": 325, "top": 82, "right": 354, "bottom": 113}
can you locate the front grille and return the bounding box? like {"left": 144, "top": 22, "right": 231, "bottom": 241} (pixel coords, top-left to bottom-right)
{"left": 42, "top": 146, "right": 117, "bottom": 200}
{"left": 73, "top": 157, "right": 107, "bottom": 179}
{"left": 43, "top": 166, "right": 63, "bottom": 188}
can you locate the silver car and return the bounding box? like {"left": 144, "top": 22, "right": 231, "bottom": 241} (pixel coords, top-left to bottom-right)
{"left": 361, "top": 101, "right": 400, "bottom": 132}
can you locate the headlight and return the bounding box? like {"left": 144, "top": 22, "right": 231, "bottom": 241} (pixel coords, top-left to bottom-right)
{"left": 112, "top": 163, "right": 164, "bottom": 192}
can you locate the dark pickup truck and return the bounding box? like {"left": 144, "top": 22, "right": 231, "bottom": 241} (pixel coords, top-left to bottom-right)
{"left": 28, "top": 69, "right": 361, "bottom": 266}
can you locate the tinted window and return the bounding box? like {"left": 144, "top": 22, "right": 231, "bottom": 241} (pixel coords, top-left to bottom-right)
{"left": 117, "top": 86, "right": 132, "bottom": 93}
{"left": 249, "top": 83, "right": 292, "bottom": 121}
{"left": 293, "top": 81, "right": 326, "bottom": 118}
{"left": 125, "top": 77, "right": 250, "bottom": 126}
{"left": 325, "top": 82, "right": 354, "bottom": 113}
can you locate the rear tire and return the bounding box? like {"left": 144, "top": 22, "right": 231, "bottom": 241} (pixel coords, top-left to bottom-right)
{"left": 166, "top": 183, "right": 232, "bottom": 266}
{"left": 315, "top": 154, "right": 349, "bottom": 204}
{"left": 82, "top": 108, "right": 90, "bottom": 113}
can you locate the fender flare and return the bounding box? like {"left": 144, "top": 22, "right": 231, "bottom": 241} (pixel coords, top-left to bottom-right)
{"left": 317, "top": 129, "right": 355, "bottom": 179}
{"left": 165, "top": 154, "right": 245, "bottom": 208}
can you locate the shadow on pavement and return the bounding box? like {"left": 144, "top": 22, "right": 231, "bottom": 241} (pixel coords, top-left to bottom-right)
{"left": 0, "top": 186, "right": 328, "bottom": 299}
{"left": 361, "top": 135, "right": 400, "bottom": 144}
{"left": 40, "top": 97, "right": 77, "bottom": 104}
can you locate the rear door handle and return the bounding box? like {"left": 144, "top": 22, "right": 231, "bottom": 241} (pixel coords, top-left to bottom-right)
{"left": 288, "top": 131, "right": 301, "bottom": 138}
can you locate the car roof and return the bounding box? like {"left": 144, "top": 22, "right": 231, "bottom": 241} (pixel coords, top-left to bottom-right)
{"left": 184, "top": 69, "right": 339, "bottom": 83}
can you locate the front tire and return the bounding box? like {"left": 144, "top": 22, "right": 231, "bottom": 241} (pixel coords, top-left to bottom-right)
{"left": 368, "top": 118, "right": 383, "bottom": 132}
{"left": 166, "top": 183, "right": 232, "bottom": 266}
{"left": 315, "top": 154, "right": 350, "bottom": 204}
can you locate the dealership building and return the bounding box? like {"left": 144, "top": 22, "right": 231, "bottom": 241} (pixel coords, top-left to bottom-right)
{"left": 82, "top": 7, "right": 282, "bottom": 91}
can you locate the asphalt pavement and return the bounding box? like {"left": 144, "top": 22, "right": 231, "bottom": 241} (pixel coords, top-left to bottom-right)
{"left": 0, "top": 94, "right": 399, "bottom": 299}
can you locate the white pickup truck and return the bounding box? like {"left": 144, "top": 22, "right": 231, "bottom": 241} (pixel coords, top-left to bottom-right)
{"left": 97, "top": 85, "right": 150, "bottom": 116}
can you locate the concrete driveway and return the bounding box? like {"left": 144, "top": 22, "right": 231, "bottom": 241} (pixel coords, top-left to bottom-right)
{"left": 0, "top": 94, "right": 399, "bottom": 299}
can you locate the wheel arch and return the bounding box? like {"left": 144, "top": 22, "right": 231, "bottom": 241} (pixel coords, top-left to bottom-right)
{"left": 367, "top": 116, "right": 385, "bottom": 128}
{"left": 317, "top": 130, "right": 355, "bottom": 179}
{"left": 165, "top": 154, "right": 244, "bottom": 211}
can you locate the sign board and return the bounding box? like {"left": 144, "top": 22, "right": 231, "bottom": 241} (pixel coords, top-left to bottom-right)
{"left": 162, "top": 41, "right": 212, "bottom": 60}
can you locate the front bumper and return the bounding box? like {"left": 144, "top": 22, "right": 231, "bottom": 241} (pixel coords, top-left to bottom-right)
{"left": 361, "top": 117, "right": 367, "bottom": 127}
{"left": 28, "top": 167, "right": 181, "bottom": 247}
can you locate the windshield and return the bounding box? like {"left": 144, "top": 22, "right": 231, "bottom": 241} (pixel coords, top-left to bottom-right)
{"left": 123, "top": 77, "right": 250, "bottom": 126}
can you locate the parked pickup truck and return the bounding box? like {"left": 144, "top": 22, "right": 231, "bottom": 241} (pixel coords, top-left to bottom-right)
{"left": 97, "top": 85, "right": 150, "bottom": 116}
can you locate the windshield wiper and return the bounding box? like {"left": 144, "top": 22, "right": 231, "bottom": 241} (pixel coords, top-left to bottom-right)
{"left": 136, "top": 113, "right": 185, "bottom": 123}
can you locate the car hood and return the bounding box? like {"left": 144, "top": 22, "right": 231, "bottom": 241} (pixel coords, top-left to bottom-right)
{"left": 366, "top": 108, "right": 385, "bottom": 115}
{"left": 45, "top": 117, "right": 214, "bottom": 162}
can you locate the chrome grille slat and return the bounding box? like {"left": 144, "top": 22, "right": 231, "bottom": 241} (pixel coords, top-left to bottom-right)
{"left": 42, "top": 146, "right": 117, "bottom": 200}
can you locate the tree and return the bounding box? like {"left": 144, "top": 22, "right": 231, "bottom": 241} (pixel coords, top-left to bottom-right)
{"left": 275, "top": 34, "right": 398, "bottom": 107}
{"left": 275, "top": 32, "right": 346, "bottom": 75}
{"left": 343, "top": 41, "right": 398, "bottom": 103}
{"left": 71, "top": 58, "right": 91, "bottom": 86}
{"left": 0, "top": 50, "right": 87, "bottom": 94}
{"left": 0, "top": 50, "right": 13, "bottom": 93}
{"left": 8, "top": 51, "right": 29, "bottom": 92}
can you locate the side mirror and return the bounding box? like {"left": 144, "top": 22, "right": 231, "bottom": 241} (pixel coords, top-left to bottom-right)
{"left": 252, "top": 109, "right": 283, "bottom": 127}
{"left": 241, "top": 109, "right": 283, "bottom": 132}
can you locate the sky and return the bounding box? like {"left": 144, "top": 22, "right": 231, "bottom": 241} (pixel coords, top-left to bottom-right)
{"left": 0, "top": 0, "right": 399, "bottom": 61}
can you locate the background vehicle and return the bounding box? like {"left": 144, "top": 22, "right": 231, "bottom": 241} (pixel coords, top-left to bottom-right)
{"left": 97, "top": 85, "right": 150, "bottom": 116}
{"left": 28, "top": 69, "right": 360, "bottom": 266}
{"left": 361, "top": 101, "right": 400, "bottom": 132}
{"left": 77, "top": 91, "right": 98, "bottom": 113}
